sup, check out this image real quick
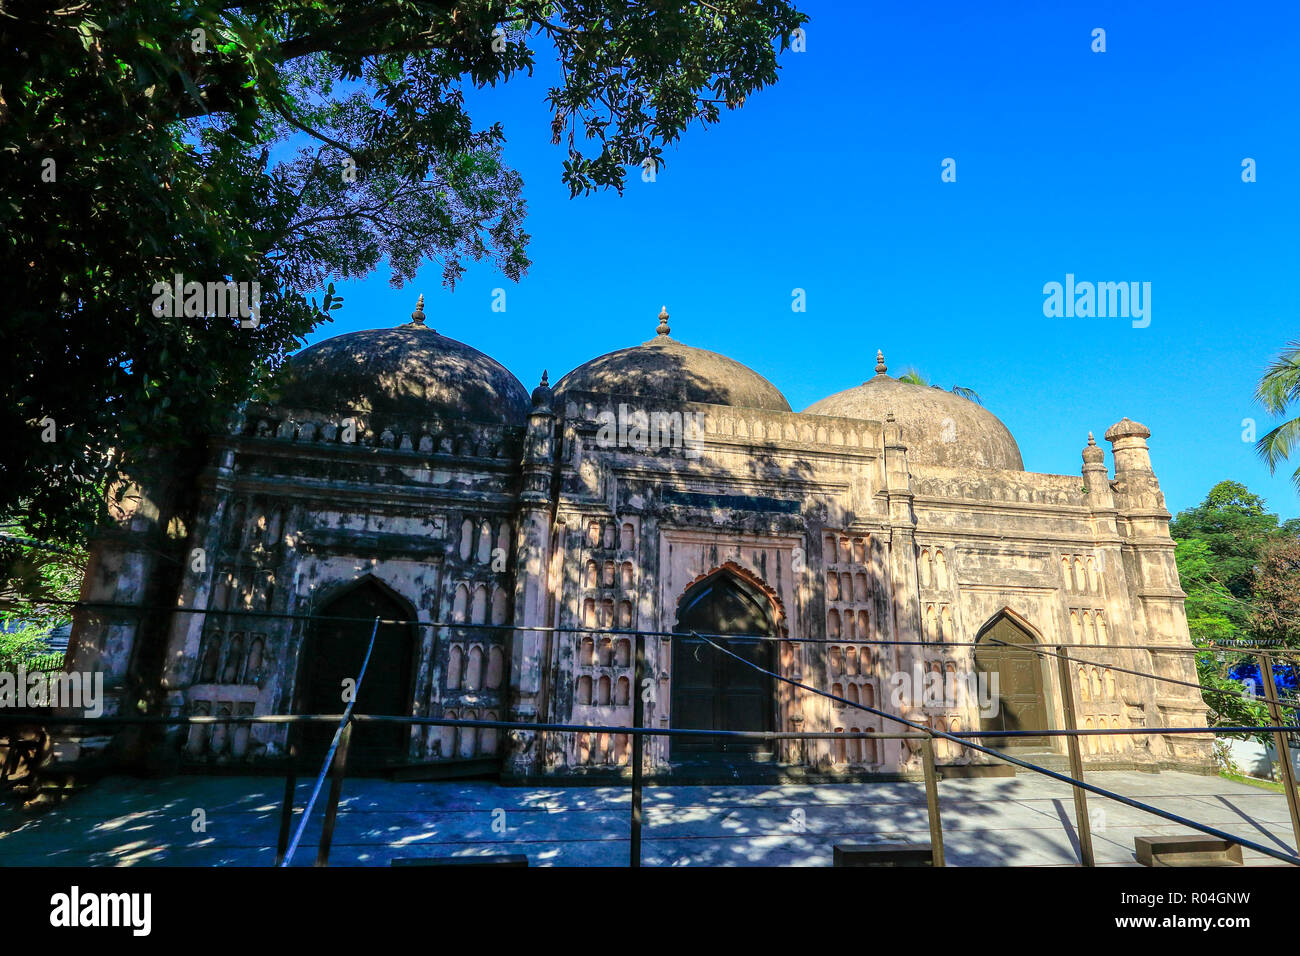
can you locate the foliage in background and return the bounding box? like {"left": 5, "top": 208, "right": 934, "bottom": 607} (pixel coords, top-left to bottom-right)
{"left": 0, "top": 627, "right": 66, "bottom": 672}
{"left": 1, "top": 0, "right": 807, "bottom": 560}
{"left": 0, "top": 526, "right": 85, "bottom": 670}
{"left": 1171, "top": 481, "right": 1300, "bottom": 743}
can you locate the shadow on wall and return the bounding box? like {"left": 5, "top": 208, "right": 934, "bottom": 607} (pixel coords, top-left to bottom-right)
{"left": 550, "top": 344, "right": 918, "bottom": 776}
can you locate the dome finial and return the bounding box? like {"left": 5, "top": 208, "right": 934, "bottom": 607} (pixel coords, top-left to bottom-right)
{"left": 531, "top": 369, "right": 553, "bottom": 409}
{"left": 1083, "top": 430, "right": 1105, "bottom": 465}
{"left": 875, "top": 349, "right": 887, "bottom": 375}
{"left": 656, "top": 305, "right": 670, "bottom": 337}
{"left": 410, "top": 293, "right": 426, "bottom": 326}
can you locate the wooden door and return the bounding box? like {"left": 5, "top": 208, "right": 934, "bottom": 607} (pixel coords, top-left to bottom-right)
{"left": 975, "top": 618, "right": 1051, "bottom": 749}
{"left": 671, "top": 573, "right": 775, "bottom": 759}
{"left": 300, "top": 581, "right": 415, "bottom": 767}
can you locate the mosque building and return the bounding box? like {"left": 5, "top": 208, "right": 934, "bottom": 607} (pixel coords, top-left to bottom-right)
{"left": 59, "top": 299, "right": 1211, "bottom": 779}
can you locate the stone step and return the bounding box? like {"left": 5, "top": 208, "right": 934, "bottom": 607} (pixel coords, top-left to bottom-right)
{"left": 1003, "top": 751, "right": 1072, "bottom": 773}
{"left": 1135, "top": 834, "right": 1243, "bottom": 867}
{"left": 833, "top": 842, "right": 934, "bottom": 866}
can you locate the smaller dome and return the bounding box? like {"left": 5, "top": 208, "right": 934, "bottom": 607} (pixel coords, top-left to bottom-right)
{"left": 530, "top": 370, "right": 554, "bottom": 409}
{"left": 555, "top": 307, "right": 791, "bottom": 412}
{"left": 272, "top": 296, "right": 529, "bottom": 426}
{"left": 804, "top": 351, "right": 1023, "bottom": 471}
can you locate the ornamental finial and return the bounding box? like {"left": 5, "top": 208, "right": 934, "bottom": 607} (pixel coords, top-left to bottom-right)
{"left": 1083, "top": 430, "right": 1106, "bottom": 466}
{"left": 656, "top": 305, "right": 670, "bottom": 337}
{"left": 531, "top": 369, "right": 554, "bottom": 409}
{"left": 875, "top": 349, "right": 887, "bottom": 375}
{"left": 411, "top": 294, "right": 426, "bottom": 326}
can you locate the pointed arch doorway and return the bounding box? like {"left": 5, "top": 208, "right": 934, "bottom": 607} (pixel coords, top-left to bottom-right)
{"left": 670, "top": 569, "right": 777, "bottom": 763}
{"left": 298, "top": 578, "right": 417, "bottom": 769}
{"left": 974, "top": 611, "right": 1053, "bottom": 750}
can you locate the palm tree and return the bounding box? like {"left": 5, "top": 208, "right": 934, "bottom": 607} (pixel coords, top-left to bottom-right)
{"left": 895, "top": 367, "right": 983, "bottom": 404}
{"left": 1255, "top": 339, "right": 1300, "bottom": 492}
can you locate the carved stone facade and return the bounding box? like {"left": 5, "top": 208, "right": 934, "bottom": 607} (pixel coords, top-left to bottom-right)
{"left": 58, "top": 306, "right": 1212, "bottom": 778}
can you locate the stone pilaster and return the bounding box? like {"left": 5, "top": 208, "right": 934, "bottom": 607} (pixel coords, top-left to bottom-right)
{"left": 1104, "top": 418, "right": 1210, "bottom": 766}
{"left": 882, "top": 411, "right": 924, "bottom": 771}
{"left": 503, "top": 374, "right": 558, "bottom": 776}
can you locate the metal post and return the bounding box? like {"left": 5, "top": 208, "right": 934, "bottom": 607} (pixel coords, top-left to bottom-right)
{"left": 630, "top": 631, "right": 645, "bottom": 868}
{"left": 1055, "top": 645, "right": 1094, "bottom": 866}
{"left": 315, "top": 718, "right": 353, "bottom": 867}
{"left": 1258, "top": 652, "right": 1300, "bottom": 853}
{"left": 920, "top": 735, "right": 945, "bottom": 867}
{"left": 274, "top": 727, "right": 298, "bottom": 866}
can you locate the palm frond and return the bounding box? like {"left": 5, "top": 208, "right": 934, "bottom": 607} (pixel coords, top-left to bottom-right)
{"left": 1254, "top": 339, "right": 1300, "bottom": 414}
{"left": 1255, "top": 417, "right": 1300, "bottom": 473}
{"left": 896, "top": 366, "right": 982, "bottom": 403}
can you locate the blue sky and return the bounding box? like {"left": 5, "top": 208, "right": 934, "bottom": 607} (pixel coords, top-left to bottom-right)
{"left": 301, "top": 0, "right": 1300, "bottom": 521}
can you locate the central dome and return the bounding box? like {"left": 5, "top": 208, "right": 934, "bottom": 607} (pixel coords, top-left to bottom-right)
{"left": 271, "top": 296, "right": 530, "bottom": 426}
{"left": 804, "top": 352, "right": 1023, "bottom": 471}
{"left": 555, "top": 308, "right": 790, "bottom": 412}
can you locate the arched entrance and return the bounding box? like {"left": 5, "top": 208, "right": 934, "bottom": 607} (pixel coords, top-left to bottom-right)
{"left": 671, "top": 569, "right": 777, "bottom": 762}
{"left": 974, "top": 612, "right": 1052, "bottom": 750}
{"left": 298, "top": 578, "right": 417, "bottom": 768}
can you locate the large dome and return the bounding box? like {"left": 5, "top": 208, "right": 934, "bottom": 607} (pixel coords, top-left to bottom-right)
{"left": 555, "top": 308, "right": 790, "bottom": 412}
{"left": 804, "top": 352, "right": 1023, "bottom": 471}
{"left": 272, "top": 296, "right": 530, "bottom": 426}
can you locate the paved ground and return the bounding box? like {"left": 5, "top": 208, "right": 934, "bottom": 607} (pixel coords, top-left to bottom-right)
{"left": 0, "top": 770, "right": 1294, "bottom": 866}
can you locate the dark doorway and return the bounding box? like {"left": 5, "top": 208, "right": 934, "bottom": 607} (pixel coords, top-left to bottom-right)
{"left": 298, "top": 579, "right": 416, "bottom": 769}
{"left": 974, "top": 615, "right": 1051, "bottom": 750}
{"left": 671, "top": 572, "right": 777, "bottom": 762}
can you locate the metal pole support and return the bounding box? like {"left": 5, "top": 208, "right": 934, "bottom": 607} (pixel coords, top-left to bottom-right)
{"left": 630, "top": 631, "right": 646, "bottom": 868}
{"left": 1056, "top": 644, "right": 1094, "bottom": 866}
{"left": 274, "top": 727, "right": 298, "bottom": 866}
{"left": 920, "top": 735, "right": 945, "bottom": 867}
{"left": 1258, "top": 652, "right": 1300, "bottom": 854}
{"left": 315, "top": 718, "right": 353, "bottom": 867}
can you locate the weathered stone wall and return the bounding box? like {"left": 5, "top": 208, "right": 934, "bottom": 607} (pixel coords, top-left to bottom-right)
{"left": 61, "top": 387, "right": 1211, "bottom": 779}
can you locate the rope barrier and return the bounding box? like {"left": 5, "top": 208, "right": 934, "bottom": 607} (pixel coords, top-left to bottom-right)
{"left": 5, "top": 702, "right": 1297, "bottom": 864}
{"left": 11, "top": 595, "right": 1300, "bottom": 658}
{"left": 686, "top": 630, "right": 1300, "bottom": 866}
{"left": 278, "top": 616, "right": 379, "bottom": 868}
{"left": 8, "top": 593, "right": 1296, "bottom": 721}
{"left": 3, "top": 709, "right": 1292, "bottom": 739}
{"left": 979, "top": 634, "right": 1300, "bottom": 710}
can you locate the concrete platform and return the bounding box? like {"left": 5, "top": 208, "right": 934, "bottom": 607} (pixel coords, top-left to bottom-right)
{"left": 0, "top": 770, "right": 1295, "bottom": 867}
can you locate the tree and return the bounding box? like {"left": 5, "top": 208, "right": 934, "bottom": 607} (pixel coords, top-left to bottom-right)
{"left": 1176, "top": 537, "right": 1271, "bottom": 737}
{"left": 1255, "top": 338, "right": 1300, "bottom": 493}
{"left": 1169, "top": 480, "right": 1291, "bottom": 609}
{"left": 1, "top": 0, "right": 808, "bottom": 556}
{"left": 895, "top": 367, "right": 982, "bottom": 404}
{"left": 1248, "top": 536, "right": 1300, "bottom": 713}
{"left": 1171, "top": 481, "right": 1300, "bottom": 741}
